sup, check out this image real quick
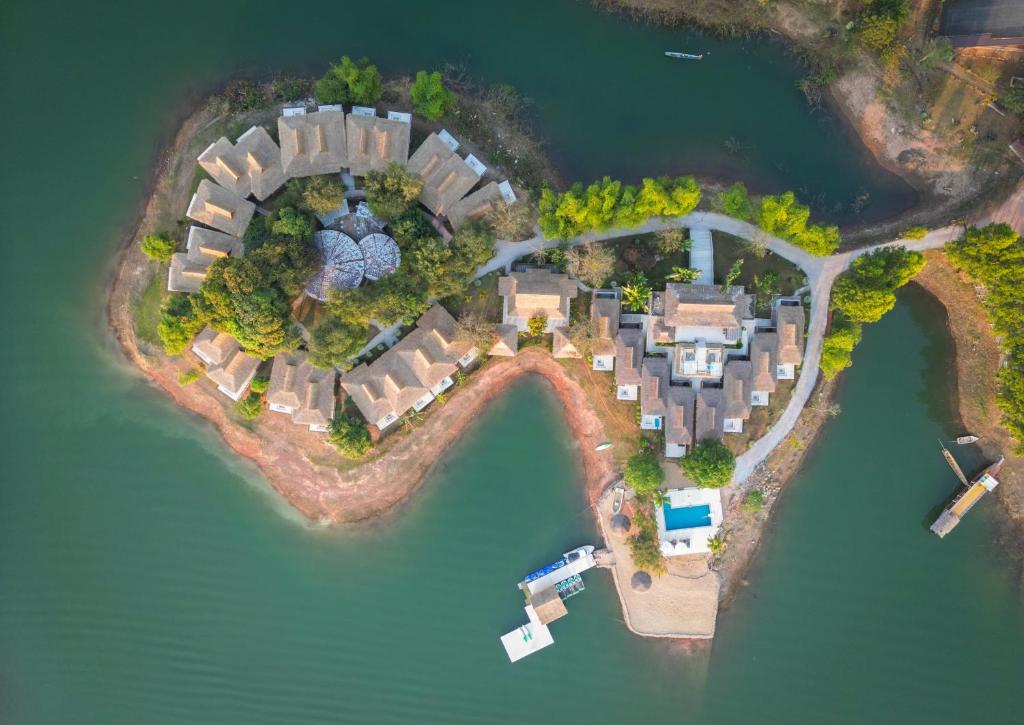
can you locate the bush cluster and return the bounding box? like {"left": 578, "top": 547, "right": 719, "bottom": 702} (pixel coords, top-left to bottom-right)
{"left": 756, "top": 191, "right": 840, "bottom": 256}
{"left": 681, "top": 440, "right": 735, "bottom": 488}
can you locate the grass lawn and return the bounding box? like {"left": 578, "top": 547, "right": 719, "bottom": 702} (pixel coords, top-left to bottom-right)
{"left": 132, "top": 270, "right": 165, "bottom": 347}
{"left": 441, "top": 271, "right": 502, "bottom": 322}
{"left": 723, "top": 379, "right": 795, "bottom": 456}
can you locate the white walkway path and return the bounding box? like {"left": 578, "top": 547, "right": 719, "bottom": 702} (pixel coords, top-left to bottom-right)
{"left": 688, "top": 227, "right": 714, "bottom": 285}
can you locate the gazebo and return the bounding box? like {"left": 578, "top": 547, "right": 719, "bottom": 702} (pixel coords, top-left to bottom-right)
{"left": 610, "top": 513, "right": 631, "bottom": 534}
{"left": 306, "top": 230, "right": 364, "bottom": 301}
{"left": 359, "top": 232, "right": 401, "bottom": 281}
{"left": 631, "top": 571, "right": 652, "bottom": 593}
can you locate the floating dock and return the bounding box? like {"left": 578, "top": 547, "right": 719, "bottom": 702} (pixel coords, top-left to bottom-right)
{"left": 930, "top": 454, "right": 1004, "bottom": 538}
{"left": 499, "top": 546, "right": 598, "bottom": 663}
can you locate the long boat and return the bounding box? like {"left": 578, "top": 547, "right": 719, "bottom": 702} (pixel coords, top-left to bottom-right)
{"left": 930, "top": 455, "right": 1004, "bottom": 538}
{"left": 665, "top": 51, "right": 704, "bottom": 60}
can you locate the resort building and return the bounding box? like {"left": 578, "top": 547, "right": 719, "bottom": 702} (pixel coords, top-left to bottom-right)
{"left": 168, "top": 226, "right": 244, "bottom": 294}
{"left": 722, "top": 359, "right": 752, "bottom": 433}
{"left": 614, "top": 328, "right": 644, "bottom": 401}
{"left": 266, "top": 352, "right": 337, "bottom": 433}
{"left": 673, "top": 340, "right": 725, "bottom": 381}
{"left": 345, "top": 112, "right": 410, "bottom": 176}
{"left": 749, "top": 332, "right": 777, "bottom": 406}
{"left": 446, "top": 180, "right": 517, "bottom": 230}
{"left": 191, "top": 327, "right": 260, "bottom": 401}
{"left": 489, "top": 324, "right": 519, "bottom": 357}
{"left": 665, "top": 387, "right": 696, "bottom": 458}
{"left": 656, "top": 487, "right": 724, "bottom": 556}
{"left": 186, "top": 180, "right": 256, "bottom": 238}
{"left": 695, "top": 387, "right": 725, "bottom": 442}
{"left": 551, "top": 327, "right": 581, "bottom": 359}
{"left": 639, "top": 357, "right": 670, "bottom": 430}
{"left": 341, "top": 305, "right": 477, "bottom": 430}
{"left": 197, "top": 127, "right": 285, "bottom": 201}
{"left": 660, "top": 283, "right": 752, "bottom": 345}
{"left": 278, "top": 108, "right": 348, "bottom": 178}
{"left": 590, "top": 290, "right": 620, "bottom": 372}
{"left": 498, "top": 268, "right": 579, "bottom": 334}
{"left": 774, "top": 302, "right": 805, "bottom": 380}
{"left": 939, "top": 0, "right": 1024, "bottom": 48}
{"left": 197, "top": 137, "right": 248, "bottom": 198}
{"left": 406, "top": 131, "right": 483, "bottom": 216}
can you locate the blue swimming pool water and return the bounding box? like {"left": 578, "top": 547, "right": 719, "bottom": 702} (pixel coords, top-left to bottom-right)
{"left": 663, "top": 503, "right": 712, "bottom": 531}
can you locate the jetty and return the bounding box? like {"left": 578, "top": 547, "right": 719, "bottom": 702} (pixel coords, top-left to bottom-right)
{"left": 930, "top": 450, "right": 1004, "bottom": 538}
{"left": 499, "top": 545, "right": 600, "bottom": 662}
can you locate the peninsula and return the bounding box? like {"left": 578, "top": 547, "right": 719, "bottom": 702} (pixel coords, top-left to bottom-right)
{"left": 109, "top": 55, "right": 1024, "bottom": 646}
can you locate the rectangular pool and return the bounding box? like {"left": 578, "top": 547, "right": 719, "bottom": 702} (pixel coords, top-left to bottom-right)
{"left": 663, "top": 502, "right": 712, "bottom": 531}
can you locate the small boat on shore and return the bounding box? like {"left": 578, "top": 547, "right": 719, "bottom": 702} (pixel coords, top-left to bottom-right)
{"left": 611, "top": 485, "right": 625, "bottom": 515}
{"left": 955, "top": 434, "right": 979, "bottom": 445}
{"left": 595, "top": 441, "right": 613, "bottom": 451}
{"left": 930, "top": 453, "right": 1005, "bottom": 538}
{"left": 665, "top": 51, "right": 704, "bottom": 60}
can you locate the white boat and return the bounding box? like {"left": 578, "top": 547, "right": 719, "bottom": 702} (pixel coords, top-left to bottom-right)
{"left": 562, "top": 545, "right": 595, "bottom": 564}
{"left": 955, "top": 435, "right": 979, "bottom": 445}
{"left": 665, "top": 51, "right": 704, "bottom": 60}
{"left": 594, "top": 441, "right": 613, "bottom": 451}
{"left": 611, "top": 485, "right": 625, "bottom": 515}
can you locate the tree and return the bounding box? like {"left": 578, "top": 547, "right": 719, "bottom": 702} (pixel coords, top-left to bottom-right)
{"left": 230, "top": 290, "right": 300, "bottom": 359}
{"left": 625, "top": 450, "right": 664, "bottom": 500}
{"left": 820, "top": 315, "right": 862, "bottom": 380}
{"left": 364, "top": 162, "right": 424, "bottom": 221}
{"left": 250, "top": 376, "right": 270, "bottom": 394}
{"left": 626, "top": 509, "right": 665, "bottom": 574}
{"left": 622, "top": 270, "right": 652, "bottom": 313}
{"left": 409, "top": 221, "right": 494, "bottom": 299}
{"left": 526, "top": 313, "right": 548, "bottom": 337}
{"left": 484, "top": 200, "right": 534, "bottom": 241}
{"left": 1000, "top": 88, "right": 1024, "bottom": 115}
{"left": 314, "top": 56, "right": 382, "bottom": 105}
{"left": 157, "top": 294, "right": 204, "bottom": 356}
{"left": 302, "top": 175, "right": 345, "bottom": 215}
{"left": 722, "top": 258, "right": 744, "bottom": 291}
{"left": 271, "top": 206, "right": 315, "bottom": 240}
{"left": 655, "top": 228, "right": 689, "bottom": 255}
{"left": 752, "top": 270, "right": 780, "bottom": 312}
{"left": 329, "top": 414, "right": 372, "bottom": 458}
{"left": 831, "top": 246, "right": 925, "bottom": 323}
{"left": 237, "top": 393, "right": 262, "bottom": 420}
{"left": 756, "top": 191, "right": 840, "bottom": 255}
{"left": 566, "top": 317, "right": 597, "bottom": 358}
{"left": 565, "top": 244, "right": 616, "bottom": 287}
{"left": 140, "top": 233, "right": 176, "bottom": 262}
{"left": 367, "top": 273, "right": 430, "bottom": 326}
{"left": 309, "top": 315, "right": 367, "bottom": 370}
{"left": 409, "top": 70, "right": 456, "bottom": 121}
{"left": 858, "top": 14, "right": 901, "bottom": 52}
{"left": 681, "top": 440, "right": 735, "bottom": 488}
{"left": 454, "top": 310, "right": 496, "bottom": 353}
{"left": 717, "top": 182, "right": 753, "bottom": 221}
{"left": 666, "top": 266, "right": 701, "bottom": 283}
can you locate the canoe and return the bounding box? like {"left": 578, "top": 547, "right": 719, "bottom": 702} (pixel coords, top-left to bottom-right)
{"left": 594, "top": 441, "right": 613, "bottom": 451}
{"left": 664, "top": 51, "right": 704, "bottom": 60}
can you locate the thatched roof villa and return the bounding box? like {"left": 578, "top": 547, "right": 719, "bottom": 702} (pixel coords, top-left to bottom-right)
{"left": 186, "top": 180, "right": 255, "bottom": 238}
{"left": 278, "top": 108, "right": 348, "bottom": 178}
{"left": 345, "top": 112, "right": 410, "bottom": 176}
{"left": 266, "top": 351, "right": 337, "bottom": 433}
{"left": 498, "top": 268, "right": 579, "bottom": 334}
{"left": 168, "top": 226, "right": 244, "bottom": 294}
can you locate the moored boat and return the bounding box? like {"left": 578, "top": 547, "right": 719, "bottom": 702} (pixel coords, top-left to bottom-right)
{"left": 955, "top": 434, "right": 979, "bottom": 444}
{"left": 930, "top": 455, "right": 1004, "bottom": 538}
{"left": 665, "top": 51, "right": 704, "bottom": 60}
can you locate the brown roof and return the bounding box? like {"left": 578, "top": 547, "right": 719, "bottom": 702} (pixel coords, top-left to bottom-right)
{"left": 278, "top": 110, "right": 347, "bottom": 178}
{"left": 197, "top": 137, "right": 249, "bottom": 198}
{"left": 447, "top": 181, "right": 503, "bottom": 229}
{"left": 186, "top": 180, "right": 255, "bottom": 238}
{"left": 591, "top": 292, "right": 620, "bottom": 357}
{"left": 530, "top": 587, "right": 568, "bottom": 625}
{"left": 169, "top": 226, "right": 244, "bottom": 293}
{"left": 750, "top": 332, "right": 777, "bottom": 393}
{"left": 641, "top": 357, "right": 670, "bottom": 418}
{"left": 342, "top": 358, "right": 427, "bottom": 426}
{"left": 206, "top": 347, "right": 260, "bottom": 397}
{"left": 695, "top": 387, "right": 725, "bottom": 442}
{"left": 267, "top": 351, "right": 337, "bottom": 427}
{"left": 192, "top": 326, "right": 238, "bottom": 366}
{"left": 665, "top": 386, "right": 696, "bottom": 449}
{"left": 416, "top": 303, "right": 475, "bottom": 358}
{"left": 551, "top": 327, "right": 581, "bottom": 358}
{"left": 489, "top": 324, "right": 519, "bottom": 356}
{"left": 345, "top": 114, "right": 410, "bottom": 176}
{"left": 499, "top": 269, "right": 578, "bottom": 325}
{"left": 614, "top": 328, "right": 644, "bottom": 387}
{"left": 775, "top": 304, "right": 805, "bottom": 366}
{"left": 235, "top": 126, "right": 286, "bottom": 200}
{"left": 419, "top": 154, "right": 480, "bottom": 216}
{"left": 406, "top": 133, "right": 455, "bottom": 179}
{"left": 663, "top": 284, "right": 751, "bottom": 330}
{"left": 723, "top": 359, "right": 753, "bottom": 420}
{"left": 649, "top": 316, "right": 675, "bottom": 345}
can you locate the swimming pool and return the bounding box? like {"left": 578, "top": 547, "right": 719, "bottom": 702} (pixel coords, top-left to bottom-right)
{"left": 663, "top": 503, "right": 712, "bottom": 531}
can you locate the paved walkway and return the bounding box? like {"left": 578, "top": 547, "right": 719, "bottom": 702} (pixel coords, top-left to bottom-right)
{"left": 476, "top": 212, "right": 963, "bottom": 484}
{"left": 689, "top": 227, "right": 714, "bottom": 285}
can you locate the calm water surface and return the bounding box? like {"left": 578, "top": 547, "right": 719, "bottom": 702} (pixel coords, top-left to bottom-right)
{"left": 2, "top": 2, "right": 1021, "bottom": 723}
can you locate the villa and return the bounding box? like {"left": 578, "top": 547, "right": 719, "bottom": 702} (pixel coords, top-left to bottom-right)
{"left": 659, "top": 283, "right": 752, "bottom": 346}
{"left": 197, "top": 126, "right": 285, "bottom": 201}
{"left": 551, "top": 327, "right": 582, "bottom": 359}
{"left": 186, "top": 180, "right": 256, "bottom": 238}
{"left": 655, "top": 487, "right": 724, "bottom": 556}
{"left": 749, "top": 332, "right": 778, "bottom": 406}
{"left": 446, "top": 180, "right": 517, "bottom": 230}
{"left": 774, "top": 302, "right": 805, "bottom": 380}
{"left": 665, "top": 387, "right": 696, "bottom": 458}
{"left": 407, "top": 131, "right": 484, "bottom": 216}
{"left": 614, "top": 328, "right": 644, "bottom": 401}
{"left": 695, "top": 387, "right": 725, "bottom": 442}
{"left": 722, "top": 359, "right": 753, "bottom": 433}
{"left": 278, "top": 107, "right": 348, "bottom": 178}
{"left": 191, "top": 326, "right": 260, "bottom": 401}
{"left": 498, "top": 268, "right": 579, "bottom": 334}
{"left": 590, "top": 290, "right": 620, "bottom": 372}
{"left": 639, "top": 357, "right": 670, "bottom": 431}
{"left": 266, "top": 351, "right": 337, "bottom": 433}
{"left": 489, "top": 324, "right": 519, "bottom": 357}
{"left": 345, "top": 110, "right": 411, "bottom": 176}
{"left": 168, "top": 226, "right": 244, "bottom": 294}
{"left": 341, "top": 304, "right": 477, "bottom": 429}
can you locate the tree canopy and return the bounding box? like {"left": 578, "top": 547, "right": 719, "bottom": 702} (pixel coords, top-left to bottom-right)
{"left": 140, "top": 233, "right": 176, "bottom": 262}
{"left": 329, "top": 414, "right": 372, "bottom": 458}
{"left": 409, "top": 70, "right": 456, "bottom": 121}
{"left": 314, "top": 56, "right": 383, "bottom": 105}
{"left": 302, "top": 176, "right": 345, "bottom": 215}
{"left": 681, "top": 440, "right": 735, "bottom": 488}
{"left": 565, "top": 244, "right": 615, "bottom": 287}
{"left": 819, "top": 313, "right": 862, "bottom": 380}
{"left": 717, "top": 182, "right": 753, "bottom": 221}
{"left": 757, "top": 191, "right": 840, "bottom": 256}
{"left": 831, "top": 246, "right": 925, "bottom": 323}
{"left": 625, "top": 450, "right": 664, "bottom": 500}
{"left": 308, "top": 313, "right": 367, "bottom": 371}
{"left": 364, "top": 162, "right": 424, "bottom": 221}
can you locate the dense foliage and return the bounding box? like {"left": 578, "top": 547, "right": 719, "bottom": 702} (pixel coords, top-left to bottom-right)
{"left": 717, "top": 182, "right": 753, "bottom": 221}
{"left": 681, "top": 440, "right": 735, "bottom": 488}
{"left": 625, "top": 450, "right": 664, "bottom": 500}
{"left": 626, "top": 508, "right": 665, "bottom": 574}
{"left": 538, "top": 176, "right": 701, "bottom": 240}
{"left": 364, "top": 162, "right": 424, "bottom": 221}
{"left": 237, "top": 393, "right": 262, "bottom": 420}
{"left": 157, "top": 293, "right": 205, "bottom": 355}
{"left": 314, "top": 56, "right": 383, "bottom": 106}
{"left": 409, "top": 70, "right": 456, "bottom": 121}
{"left": 302, "top": 175, "right": 346, "bottom": 215}
{"left": 832, "top": 246, "right": 925, "bottom": 323}
{"left": 329, "top": 414, "right": 372, "bottom": 458}
{"left": 819, "top": 312, "right": 862, "bottom": 380}
{"left": 741, "top": 489, "right": 765, "bottom": 514}
{"left": 140, "top": 233, "right": 176, "bottom": 263}
{"left": 757, "top": 191, "right": 840, "bottom": 256}
{"left": 484, "top": 200, "right": 534, "bottom": 241}
{"left": 565, "top": 244, "right": 615, "bottom": 287}
{"left": 946, "top": 224, "right": 1024, "bottom": 449}
{"left": 856, "top": 0, "right": 910, "bottom": 67}
{"left": 308, "top": 314, "right": 368, "bottom": 371}
{"left": 622, "top": 271, "right": 652, "bottom": 313}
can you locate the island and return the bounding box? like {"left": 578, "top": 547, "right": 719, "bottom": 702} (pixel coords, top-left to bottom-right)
{"left": 108, "top": 54, "right": 1024, "bottom": 653}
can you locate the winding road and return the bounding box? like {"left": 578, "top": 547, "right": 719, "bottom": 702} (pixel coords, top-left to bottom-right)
{"left": 477, "top": 212, "right": 964, "bottom": 485}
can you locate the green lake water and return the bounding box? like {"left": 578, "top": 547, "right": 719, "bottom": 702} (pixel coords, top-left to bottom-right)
{"left": 2, "top": 1, "right": 1021, "bottom": 723}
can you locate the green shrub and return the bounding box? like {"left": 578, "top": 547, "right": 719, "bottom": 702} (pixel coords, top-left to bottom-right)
{"left": 364, "top": 162, "right": 424, "bottom": 221}
{"left": 625, "top": 450, "right": 664, "bottom": 500}
{"left": 741, "top": 490, "right": 765, "bottom": 514}
{"left": 314, "top": 56, "right": 382, "bottom": 106}
{"left": 249, "top": 376, "right": 269, "bottom": 394}
{"left": 626, "top": 508, "right": 665, "bottom": 574}
{"left": 270, "top": 76, "right": 311, "bottom": 102}
{"left": 178, "top": 368, "right": 201, "bottom": 386}
{"left": 718, "top": 182, "right": 753, "bottom": 221}
{"left": 526, "top": 314, "right": 548, "bottom": 337}
{"left": 270, "top": 206, "right": 315, "bottom": 240}
{"left": 1000, "top": 88, "right": 1024, "bottom": 115}
{"left": 902, "top": 226, "right": 927, "bottom": 240}
{"left": 831, "top": 246, "right": 925, "bottom": 323}
{"left": 140, "top": 233, "right": 176, "bottom": 262}
{"left": 410, "top": 70, "right": 456, "bottom": 121}
{"left": 757, "top": 191, "right": 840, "bottom": 256}
{"left": 302, "top": 176, "right": 345, "bottom": 215}
{"left": 158, "top": 294, "right": 204, "bottom": 356}
{"left": 329, "top": 414, "right": 372, "bottom": 459}
{"left": 681, "top": 440, "right": 735, "bottom": 488}
{"left": 237, "top": 393, "right": 262, "bottom": 420}
{"left": 224, "top": 80, "right": 268, "bottom": 113}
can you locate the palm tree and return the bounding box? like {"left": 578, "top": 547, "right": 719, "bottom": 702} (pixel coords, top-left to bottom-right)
{"left": 666, "top": 266, "right": 700, "bottom": 283}
{"left": 621, "top": 270, "right": 652, "bottom": 313}
{"left": 652, "top": 489, "right": 668, "bottom": 508}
